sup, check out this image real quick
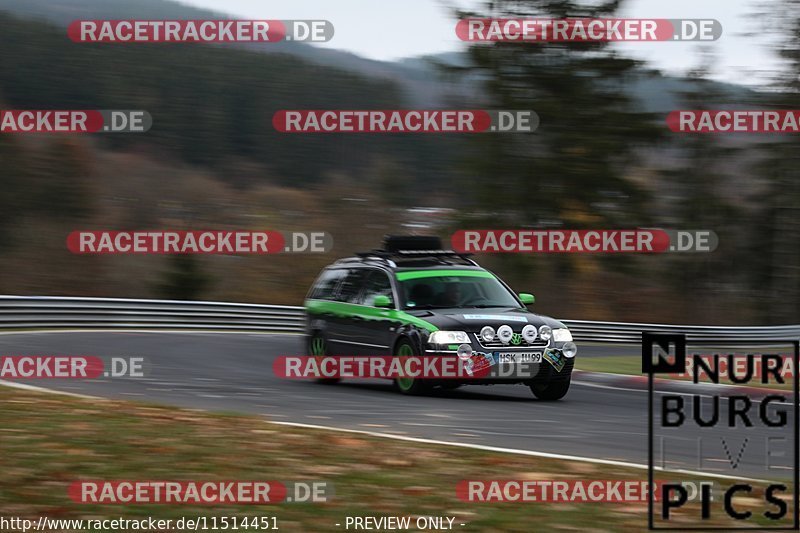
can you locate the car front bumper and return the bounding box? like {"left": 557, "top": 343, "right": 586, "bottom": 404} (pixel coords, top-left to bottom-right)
{"left": 422, "top": 344, "right": 575, "bottom": 385}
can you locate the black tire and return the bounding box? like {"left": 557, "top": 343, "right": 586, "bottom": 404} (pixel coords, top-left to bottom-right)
{"left": 529, "top": 379, "right": 570, "bottom": 401}
{"left": 309, "top": 332, "right": 340, "bottom": 385}
{"left": 392, "top": 339, "right": 429, "bottom": 396}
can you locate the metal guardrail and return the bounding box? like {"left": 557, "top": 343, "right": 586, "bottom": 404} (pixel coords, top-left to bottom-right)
{"left": 0, "top": 296, "right": 798, "bottom": 343}
{"left": 0, "top": 296, "right": 305, "bottom": 333}
{"left": 561, "top": 320, "right": 800, "bottom": 344}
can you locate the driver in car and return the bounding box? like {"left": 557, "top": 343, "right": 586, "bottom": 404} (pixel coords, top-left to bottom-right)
{"left": 437, "top": 282, "right": 462, "bottom": 307}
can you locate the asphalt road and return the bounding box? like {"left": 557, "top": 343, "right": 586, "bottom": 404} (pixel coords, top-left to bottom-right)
{"left": 0, "top": 331, "right": 794, "bottom": 481}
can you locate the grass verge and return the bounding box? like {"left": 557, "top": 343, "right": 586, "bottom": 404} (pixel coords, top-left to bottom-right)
{"left": 0, "top": 385, "right": 787, "bottom": 532}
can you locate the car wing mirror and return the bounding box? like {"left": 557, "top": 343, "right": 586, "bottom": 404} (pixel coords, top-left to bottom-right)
{"left": 518, "top": 293, "right": 535, "bottom": 305}
{"left": 373, "top": 295, "right": 393, "bottom": 308}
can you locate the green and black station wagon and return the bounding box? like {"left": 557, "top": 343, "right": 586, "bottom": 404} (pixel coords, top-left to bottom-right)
{"left": 304, "top": 236, "right": 577, "bottom": 399}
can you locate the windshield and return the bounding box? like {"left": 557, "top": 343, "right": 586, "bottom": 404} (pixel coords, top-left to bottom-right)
{"left": 398, "top": 272, "right": 521, "bottom": 310}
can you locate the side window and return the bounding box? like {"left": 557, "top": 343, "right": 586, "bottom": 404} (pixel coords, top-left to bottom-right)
{"left": 360, "top": 270, "right": 394, "bottom": 307}
{"left": 308, "top": 269, "right": 347, "bottom": 300}
{"left": 335, "top": 269, "right": 370, "bottom": 303}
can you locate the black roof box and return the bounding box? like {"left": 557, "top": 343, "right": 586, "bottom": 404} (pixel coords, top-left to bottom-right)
{"left": 382, "top": 235, "right": 442, "bottom": 253}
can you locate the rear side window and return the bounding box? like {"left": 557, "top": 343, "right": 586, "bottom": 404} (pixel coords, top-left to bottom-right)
{"left": 359, "top": 270, "right": 394, "bottom": 307}
{"left": 335, "top": 269, "right": 370, "bottom": 303}
{"left": 308, "top": 268, "right": 347, "bottom": 300}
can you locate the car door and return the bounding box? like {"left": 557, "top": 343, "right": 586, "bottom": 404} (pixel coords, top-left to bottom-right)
{"left": 327, "top": 267, "right": 370, "bottom": 355}
{"left": 348, "top": 269, "right": 397, "bottom": 355}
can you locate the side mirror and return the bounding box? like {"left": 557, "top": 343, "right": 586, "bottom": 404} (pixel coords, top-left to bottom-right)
{"left": 372, "top": 295, "right": 393, "bottom": 308}
{"left": 518, "top": 293, "right": 535, "bottom": 305}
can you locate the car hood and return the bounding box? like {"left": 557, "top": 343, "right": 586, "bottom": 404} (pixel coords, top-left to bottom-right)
{"left": 404, "top": 307, "right": 566, "bottom": 332}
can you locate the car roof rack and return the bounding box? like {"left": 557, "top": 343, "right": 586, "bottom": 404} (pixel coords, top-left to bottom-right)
{"left": 335, "top": 253, "right": 393, "bottom": 264}
{"left": 392, "top": 253, "right": 477, "bottom": 267}
{"left": 350, "top": 236, "right": 477, "bottom": 267}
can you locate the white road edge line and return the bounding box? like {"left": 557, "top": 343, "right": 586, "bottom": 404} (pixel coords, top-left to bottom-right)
{"left": 0, "top": 379, "right": 776, "bottom": 484}
{"left": 268, "top": 421, "right": 773, "bottom": 483}
{"left": 0, "top": 379, "right": 102, "bottom": 400}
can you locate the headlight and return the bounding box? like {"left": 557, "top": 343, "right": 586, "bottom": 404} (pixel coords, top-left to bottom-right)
{"left": 562, "top": 341, "right": 578, "bottom": 358}
{"left": 480, "top": 326, "right": 495, "bottom": 343}
{"left": 538, "top": 325, "right": 552, "bottom": 342}
{"left": 553, "top": 328, "right": 573, "bottom": 342}
{"left": 428, "top": 331, "right": 470, "bottom": 344}
{"left": 521, "top": 324, "right": 537, "bottom": 343}
{"left": 496, "top": 325, "right": 514, "bottom": 344}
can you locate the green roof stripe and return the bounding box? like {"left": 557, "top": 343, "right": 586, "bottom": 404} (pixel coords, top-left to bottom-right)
{"left": 395, "top": 269, "right": 494, "bottom": 281}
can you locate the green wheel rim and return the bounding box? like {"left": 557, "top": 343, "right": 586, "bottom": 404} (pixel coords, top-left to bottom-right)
{"left": 396, "top": 343, "right": 415, "bottom": 391}
{"left": 311, "top": 336, "right": 325, "bottom": 356}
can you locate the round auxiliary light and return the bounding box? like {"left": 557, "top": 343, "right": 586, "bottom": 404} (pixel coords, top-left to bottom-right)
{"left": 521, "top": 324, "right": 538, "bottom": 344}
{"left": 480, "top": 326, "right": 496, "bottom": 343}
{"left": 457, "top": 343, "right": 473, "bottom": 361}
{"left": 538, "top": 325, "right": 553, "bottom": 342}
{"left": 497, "top": 325, "right": 514, "bottom": 345}
{"left": 562, "top": 341, "right": 578, "bottom": 358}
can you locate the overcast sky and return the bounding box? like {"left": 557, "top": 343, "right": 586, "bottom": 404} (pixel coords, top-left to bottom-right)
{"left": 178, "top": 0, "right": 786, "bottom": 86}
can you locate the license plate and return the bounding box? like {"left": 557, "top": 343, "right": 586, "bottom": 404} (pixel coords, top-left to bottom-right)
{"left": 497, "top": 352, "right": 542, "bottom": 363}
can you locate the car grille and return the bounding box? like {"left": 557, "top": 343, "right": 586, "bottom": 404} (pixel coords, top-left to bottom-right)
{"left": 472, "top": 332, "right": 550, "bottom": 350}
